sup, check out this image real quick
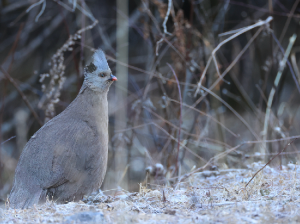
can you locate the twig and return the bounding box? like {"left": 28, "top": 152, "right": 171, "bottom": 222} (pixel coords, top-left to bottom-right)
{"left": 268, "top": 0, "right": 273, "bottom": 13}
{"left": 76, "top": 2, "right": 96, "bottom": 21}
{"left": 108, "top": 55, "right": 259, "bottom": 139}
{"left": 26, "top": 0, "right": 44, "bottom": 13}
{"left": 255, "top": 84, "right": 268, "bottom": 104}
{"left": 144, "top": 107, "right": 199, "bottom": 140}
{"left": 54, "top": 0, "right": 95, "bottom": 21}
{"left": 169, "top": 99, "right": 238, "bottom": 137}
{"left": 162, "top": 0, "right": 172, "bottom": 35}
{"left": 195, "top": 16, "right": 273, "bottom": 96}
{"left": 149, "top": 122, "right": 207, "bottom": 163}
{"left": 291, "top": 47, "right": 300, "bottom": 85}
{"left": 218, "top": 27, "right": 250, "bottom": 37}
{"left": 262, "top": 34, "right": 297, "bottom": 151}
{"left": 164, "top": 38, "right": 185, "bottom": 62}
{"left": 0, "top": 66, "right": 43, "bottom": 126}
{"left": 167, "top": 63, "right": 182, "bottom": 171}
{"left": 54, "top": 0, "right": 74, "bottom": 11}
{"left": 192, "top": 26, "right": 264, "bottom": 112}
{"left": 117, "top": 164, "right": 130, "bottom": 186}
{"left": 142, "top": 1, "right": 161, "bottom": 34}
{"left": 156, "top": 0, "right": 172, "bottom": 55}
{"left": 26, "top": 0, "right": 46, "bottom": 22}
{"left": 176, "top": 144, "right": 243, "bottom": 183}
{"left": 245, "top": 137, "right": 299, "bottom": 187}
{"left": 115, "top": 116, "right": 232, "bottom": 149}
{"left": 228, "top": 1, "right": 300, "bottom": 19}
{"left": 201, "top": 85, "right": 260, "bottom": 140}
{"left": 1, "top": 136, "right": 16, "bottom": 145}
{"left": 115, "top": 122, "right": 152, "bottom": 133}
{"left": 271, "top": 31, "right": 300, "bottom": 94}
{"left": 3, "top": 23, "right": 25, "bottom": 68}
{"left": 246, "top": 151, "right": 300, "bottom": 157}
{"left": 276, "top": 0, "right": 300, "bottom": 52}
{"left": 35, "top": 0, "right": 46, "bottom": 22}
{"left": 219, "top": 53, "right": 258, "bottom": 115}
{"left": 72, "top": 0, "right": 77, "bottom": 11}
{"left": 177, "top": 135, "right": 300, "bottom": 182}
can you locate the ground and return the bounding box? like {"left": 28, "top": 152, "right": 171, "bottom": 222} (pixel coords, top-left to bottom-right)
{"left": 2, "top": 162, "right": 300, "bottom": 223}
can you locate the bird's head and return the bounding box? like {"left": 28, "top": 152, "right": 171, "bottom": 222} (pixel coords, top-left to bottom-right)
{"left": 83, "top": 49, "right": 117, "bottom": 92}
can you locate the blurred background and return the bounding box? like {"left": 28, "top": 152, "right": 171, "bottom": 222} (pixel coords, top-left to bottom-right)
{"left": 1, "top": 0, "right": 300, "bottom": 201}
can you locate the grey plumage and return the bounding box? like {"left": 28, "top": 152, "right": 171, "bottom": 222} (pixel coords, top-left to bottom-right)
{"left": 9, "top": 49, "right": 117, "bottom": 209}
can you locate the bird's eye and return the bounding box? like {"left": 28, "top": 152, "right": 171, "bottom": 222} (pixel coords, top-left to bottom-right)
{"left": 99, "top": 73, "right": 105, "bottom": 78}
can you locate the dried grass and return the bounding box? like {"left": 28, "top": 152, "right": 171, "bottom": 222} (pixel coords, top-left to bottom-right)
{"left": 2, "top": 162, "right": 300, "bottom": 223}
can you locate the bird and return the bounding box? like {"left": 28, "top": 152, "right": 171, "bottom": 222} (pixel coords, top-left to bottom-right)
{"left": 8, "top": 49, "right": 117, "bottom": 209}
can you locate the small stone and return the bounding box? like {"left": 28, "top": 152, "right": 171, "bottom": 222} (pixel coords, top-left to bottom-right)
{"left": 64, "top": 211, "right": 106, "bottom": 224}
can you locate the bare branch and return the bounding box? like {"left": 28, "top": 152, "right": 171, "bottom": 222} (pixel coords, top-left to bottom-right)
{"left": 0, "top": 66, "right": 43, "bottom": 126}
{"left": 195, "top": 16, "right": 273, "bottom": 96}
{"left": 167, "top": 63, "right": 182, "bottom": 169}
{"left": 156, "top": 0, "right": 173, "bottom": 55}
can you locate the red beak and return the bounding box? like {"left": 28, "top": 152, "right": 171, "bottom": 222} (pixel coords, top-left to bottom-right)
{"left": 110, "top": 74, "right": 117, "bottom": 81}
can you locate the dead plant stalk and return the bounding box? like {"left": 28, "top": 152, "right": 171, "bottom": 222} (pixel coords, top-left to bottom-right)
{"left": 167, "top": 63, "right": 182, "bottom": 171}
{"left": 262, "top": 34, "right": 297, "bottom": 153}
{"left": 194, "top": 16, "right": 273, "bottom": 95}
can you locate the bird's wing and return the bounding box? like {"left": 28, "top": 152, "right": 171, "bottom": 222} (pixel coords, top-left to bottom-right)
{"left": 14, "top": 115, "right": 103, "bottom": 190}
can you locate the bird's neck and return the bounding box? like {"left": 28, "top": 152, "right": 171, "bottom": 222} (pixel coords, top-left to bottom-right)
{"left": 70, "top": 85, "right": 108, "bottom": 125}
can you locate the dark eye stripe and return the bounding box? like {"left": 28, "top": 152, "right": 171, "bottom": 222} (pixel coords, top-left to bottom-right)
{"left": 87, "top": 62, "right": 97, "bottom": 73}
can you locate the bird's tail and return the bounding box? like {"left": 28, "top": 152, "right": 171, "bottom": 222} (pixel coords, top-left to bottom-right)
{"left": 8, "top": 182, "right": 43, "bottom": 209}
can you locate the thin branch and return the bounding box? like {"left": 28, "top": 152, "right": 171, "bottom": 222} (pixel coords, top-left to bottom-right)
{"left": 76, "top": 2, "right": 96, "bottom": 21}
{"left": 3, "top": 23, "right": 25, "bottom": 68}
{"left": 164, "top": 37, "right": 185, "bottom": 62}
{"left": 26, "top": 0, "right": 44, "bottom": 13}
{"left": 271, "top": 31, "right": 300, "bottom": 94}
{"left": 144, "top": 107, "right": 198, "bottom": 140}
{"left": 54, "top": 0, "right": 74, "bottom": 11}
{"left": 150, "top": 122, "right": 207, "bottom": 163}
{"left": 201, "top": 85, "right": 260, "bottom": 140}
{"left": 195, "top": 16, "right": 273, "bottom": 95}
{"left": 291, "top": 48, "right": 300, "bottom": 85}
{"left": 116, "top": 115, "right": 233, "bottom": 149}
{"left": 228, "top": 1, "right": 300, "bottom": 19}
{"left": 115, "top": 122, "right": 152, "bottom": 133}
{"left": 255, "top": 84, "right": 268, "bottom": 104}
{"left": 35, "top": 0, "right": 46, "bottom": 22}
{"left": 1, "top": 136, "right": 16, "bottom": 145}
{"left": 26, "top": 0, "right": 46, "bottom": 22}
{"left": 276, "top": 0, "right": 300, "bottom": 51}
{"left": 245, "top": 137, "right": 299, "bottom": 187}
{"left": 177, "top": 135, "right": 300, "bottom": 182}
{"left": 0, "top": 66, "right": 43, "bottom": 126}
{"left": 169, "top": 99, "right": 238, "bottom": 137}
{"left": 162, "top": 0, "right": 172, "bottom": 35}
{"left": 192, "top": 26, "right": 263, "bottom": 111}
{"left": 167, "top": 63, "right": 182, "bottom": 170}
{"left": 107, "top": 55, "right": 259, "bottom": 140}
{"left": 72, "top": 0, "right": 77, "bottom": 11}
{"left": 156, "top": 0, "right": 172, "bottom": 55}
